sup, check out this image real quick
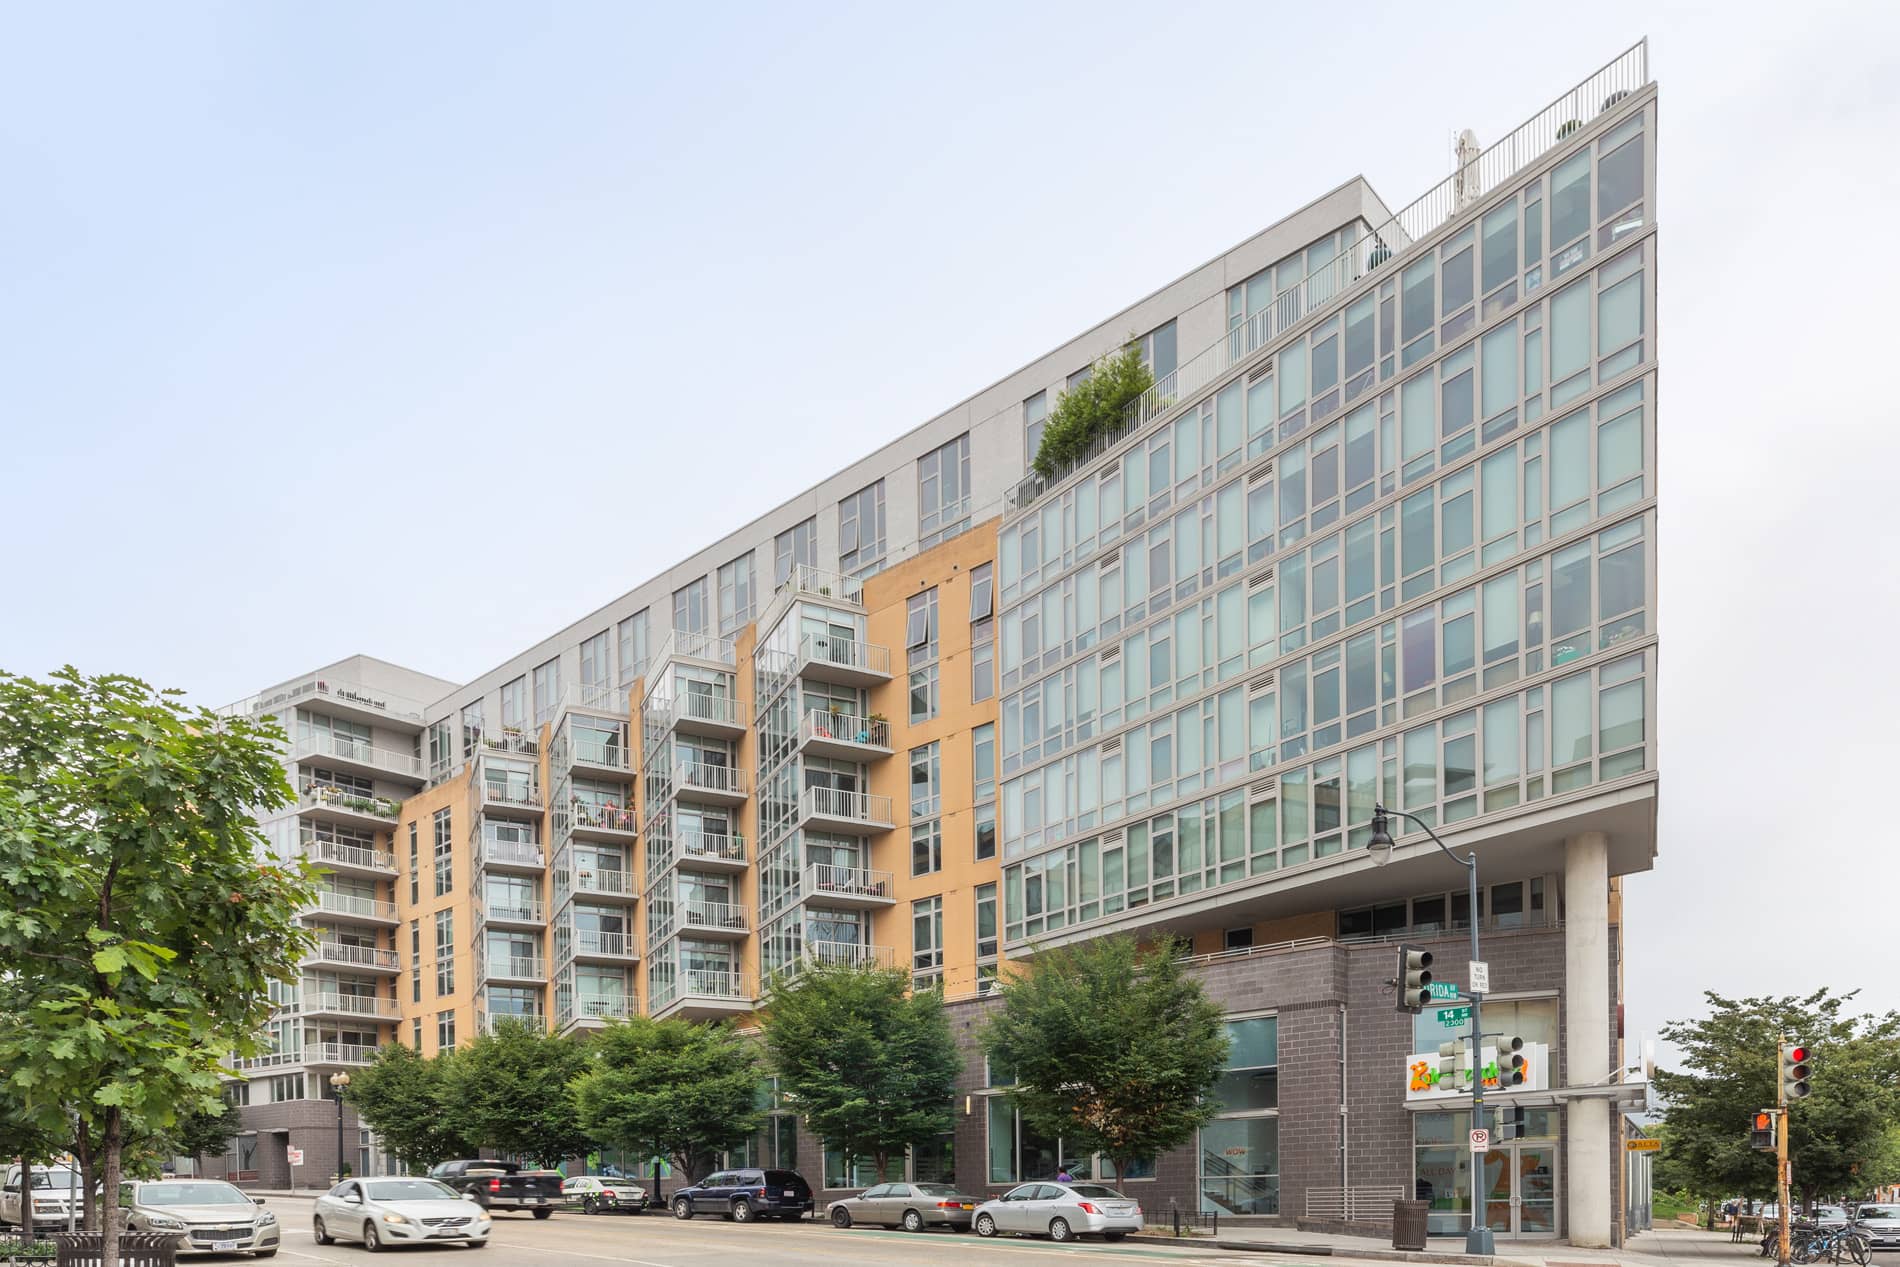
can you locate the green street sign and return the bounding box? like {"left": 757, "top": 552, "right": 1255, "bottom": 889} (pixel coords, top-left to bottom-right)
{"left": 1437, "top": 1006, "right": 1472, "bottom": 1026}
{"left": 1429, "top": 982, "right": 1461, "bottom": 1001}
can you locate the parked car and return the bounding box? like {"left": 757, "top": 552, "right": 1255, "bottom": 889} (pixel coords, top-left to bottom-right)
{"left": 314, "top": 1177, "right": 492, "bottom": 1251}
{"left": 827, "top": 1182, "right": 977, "bottom": 1232}
{"left": 427, "top": 1160, "right": 563, "bottom": 1217}
{"left": 1, "top": 1164, "right": 86, "bottom": 1228}
{"left": 973, "top": 1181, "right": 1144, "bottom": 1243}
{"left": 120, "top": 1179, "right": 280, "bottom": 1258}
{"left": 1854, "top": 1205, "right": 1900, "bottom": 1249}
{"left": 1813, "top": 1205, "right": 1851, "bottom": 1231}
{"left": 562, "top": 1176, "right": 647, "bottom": 1214}
{"left": 668, "top": 1169, "right": 813, "bottom": 1223}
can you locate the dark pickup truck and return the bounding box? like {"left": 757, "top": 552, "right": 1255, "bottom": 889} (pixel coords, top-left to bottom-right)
{"left": 427, "top": 1160, "right": 565, "bottom": 1218}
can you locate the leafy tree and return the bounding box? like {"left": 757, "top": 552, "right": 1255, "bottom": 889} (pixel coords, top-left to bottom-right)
{"left": 440, "top": 1020, "right": 590, "bottom": 1166}
{"left": 760, "top": 963, "right": 958, "bottom": 1181}
{"left": 981, "top": 935, "right": 1228, "bottom": 1185}
{"left": 1031, "top": 344, "right": 1155, "bottom": 480}
{"left": 162, "top": 1100, "right": 241, "bottom": 1169}
{"left": 1654, "top": 990, "right": 1900, "bottom": 1209}
{"left": 346, "top": 1044, "right": 468, "bottom": 1169}
{"left": 0, "top": 1101, "right": 65, "bottom": 1238}
{"left": 572, "top": 1017, "right": 762, "bottom": 1185}
{"left": 0, "top": 670, "right": 317, "bottom": 1266}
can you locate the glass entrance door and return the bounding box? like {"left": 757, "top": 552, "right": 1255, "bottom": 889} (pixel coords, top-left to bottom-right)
{"left": 1481, "top": 1143, "right": 1560, "bottom": 1238}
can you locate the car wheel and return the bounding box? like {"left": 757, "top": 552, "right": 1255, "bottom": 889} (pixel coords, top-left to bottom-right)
{"left": 1048, "top": 1217, "right": 1074, "bottom": 1243}
{"left": 902, "top": 1209, "right": 925, "bottom": 1233}
{"left": 532, "top": 1207, "right": 553, "bottom": 1220}
{"left": 831, "top": 1207, "right": 852, "bottom": 1229}
{"left": 313, "top": 1217, "right": 333, "bottom": 1245}
{"left": 673, "top": 1198, "right": 693, "bottom": 1220}
{"left": 581, "top": 1195, "right": 598, "bottom": 1215}
{"left": 975, "top": 1212, "right": 998, "bottom": 1238}
{"left": 731, "top": 1198, "right": 754, "bottom": 1223}
{"left": 1105, "top": 1231, "right": 1128, "bottom": 1242}
{"left": 364, "top": 1222, "right": 384, "bottom": 1253}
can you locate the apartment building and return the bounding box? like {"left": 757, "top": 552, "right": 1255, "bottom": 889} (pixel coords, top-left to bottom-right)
{"left": 209, "top": 44, "right": 1656, "bottom": 1246}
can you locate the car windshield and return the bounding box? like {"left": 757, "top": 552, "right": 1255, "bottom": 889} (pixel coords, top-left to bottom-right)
{"left": 913, "top": 1183, "right": 962, "bottom": 1196}
{"left": 1859, "top": 1207, "right": 1900, "bottom": 1221}
{"left": 28, "top": 1171, "right": 81, "bottom": 1190}
{"left": 367, "top": 1180, "right": 459, "bottom": 1202}
{"left": 138, "top": 1183, "right": 250, "bottom": 1207}
{"left": 1066, "top": 1184, "right": 1127, "bottom": 1199}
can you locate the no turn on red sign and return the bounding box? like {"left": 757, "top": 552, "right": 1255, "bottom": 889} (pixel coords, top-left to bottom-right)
{"left": 1469, "top": 1128, "right": 1490, "bottom": 1152}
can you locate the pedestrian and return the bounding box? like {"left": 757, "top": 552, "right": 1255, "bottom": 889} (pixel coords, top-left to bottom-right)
{"left": 1055, "top": 1164, "right": 1074, "bottom": 1184}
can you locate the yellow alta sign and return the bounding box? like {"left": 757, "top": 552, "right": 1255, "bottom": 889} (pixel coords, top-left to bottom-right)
{"left": 1626, "top": 1137, "right": 1661, "bottom": 1152}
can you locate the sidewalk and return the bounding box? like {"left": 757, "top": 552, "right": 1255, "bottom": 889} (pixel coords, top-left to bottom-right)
{"left": 1171, "top": 1223, "right": 1761, "bottom": 1267}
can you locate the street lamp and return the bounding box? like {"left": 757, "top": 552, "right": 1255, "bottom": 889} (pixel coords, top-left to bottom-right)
{"left": 1366, "top": 805, "right": 1495, "bottom": 1256}
{"left": 329, "top": 1072, "right": 351, "bottom": 1186}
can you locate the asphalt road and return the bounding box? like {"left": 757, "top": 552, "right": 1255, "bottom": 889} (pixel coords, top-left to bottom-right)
{"left": 253, "top": 1194, "right": 1233, "bottom": 1267}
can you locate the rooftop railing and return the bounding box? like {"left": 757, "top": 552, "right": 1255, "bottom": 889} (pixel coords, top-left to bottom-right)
{"left": 220, "top": 675, "right": 429, "bottom": 725}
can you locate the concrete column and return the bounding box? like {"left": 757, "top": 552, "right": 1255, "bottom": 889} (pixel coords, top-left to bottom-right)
{"left": 1564, "top": 831, "right": 1612, "bottom": 1247}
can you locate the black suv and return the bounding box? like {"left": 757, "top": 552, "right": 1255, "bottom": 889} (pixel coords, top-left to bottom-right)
{"left": 670, "top": 1169, "right": 814, "bottom": 1223}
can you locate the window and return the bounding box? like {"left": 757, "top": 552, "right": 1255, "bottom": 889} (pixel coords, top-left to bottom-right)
{"left": 911, "top": 819, "right": 943, "bottom": 878}
{"left": 774, "top": 518, "right": 816, "bottom": 588}
{"left": 618, "top": 610, "right": 649, "bottom": 685}
{"left": 427, "top": 720, "right": 451, "bottom": 781}
{"left": 1224, "top": 927, "right": 1254, "bottom": 951}
{"left": 434, "top": 909, "right": 454, "bottom": 996}
{"left": 673, "top": 576, "right": 710, "bottom": 637}
{"left": 910, "top": 742, "right": 941, "bottom": 816}
{"left": 717, "top": 553, "right": 756, "bottom": 635}
{"left": 410, "top": 919, "right": 421, "bottom": 1004}
{"left": 912, "top": 896, "right": 943, "bottom": 988}
{"left": 975, "top": 802, "right": 997, "bottom": 862}
{"left": 909, "top": 668, "right": 938, "bottom": 724}
{"left": 970, "top": 563, "right": 996, "bottom": 703}
{"left": 407, "top": 823, "right": 419, "bottom": 904}
{"left": 432, "top": 809, "right": 453, "bottom": 897}
{"left": 973, "top": 723, "right": 997, "bottom": 861}
{"left": 919, "top": 433, "right": 972, "bottom": 544}
{"left": 976, "top": 883, "right": 998, "bottom": 960}
{"left": 968, "top": 563, "right": 994, "bottom": 623}
{"left": 838, "top": 481, "right": 886, "bottom": 577}
{"left": 1024, "top": 392, "right": 1048, "bottom": 469}
{"left": 1201, "top": 1014, "right": 1278, "bottom": 1215}
{"left": 437, "top": 1010, "right": 456, "bottom": 1053}
{"left": 908, "top": 588, "right": 940, "bottom": 723}
{"left": 1413, "top": 995, "right": 1557, "bottom": 1055}
{"left": 1140, "top": 319, "right": 1178, "bottom": 381}
{"left": 532, "top": 657, "right": 560, "bottom": 726}
{"left": 412, "top": 1018, "right": 422, "bottom": 1051}
{"left": 460, "top": 698, "right": 484, "bottom": 758}
{"left": 1067, "top": 364, "right": 1093, "bottom": 390}
{"left": 500, "top": 676, "right": 526, "bottom": 730}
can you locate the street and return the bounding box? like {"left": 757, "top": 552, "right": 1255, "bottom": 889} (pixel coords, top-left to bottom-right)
{"left": 254, "top": 1195, "right": 1232, "bottom": 1267}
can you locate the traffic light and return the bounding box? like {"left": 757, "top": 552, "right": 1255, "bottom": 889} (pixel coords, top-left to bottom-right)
{"left": 1750, "top": 1109, "right": 1776, "bottom": 1150}
{"left": 1397, "top": 945, "right": 1434, "bottom": 1012}
{"left": 1498, "top": 1035, "right": 1528, "bottom": 1086}
{"left": 1782, "top": 1042, "right": 1811, "bottom": 1101}
{"left": 1438, "top": 1040, "right": 1464, "bottom": 1090}
{"left": 1502, "top": 1105, "right": 1527, "bottom": 1141}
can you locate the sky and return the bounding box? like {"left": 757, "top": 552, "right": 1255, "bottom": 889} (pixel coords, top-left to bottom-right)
{"left": 4, "top": 1, "right": 1899, "bottom": 1062}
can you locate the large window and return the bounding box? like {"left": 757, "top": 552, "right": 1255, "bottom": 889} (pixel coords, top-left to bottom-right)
{"left": 533, "top": 657, "right": 560, "bottom": 726}
{"left": 975, "top": 883, "right": 998, "bottom": 961}
{"left": 718, "top": 553, "right": 756, "bottom": 635}
{"left": 775, "top": 518, "right": 816, "bottom": 588}
{"left": 579, "top": 630, "right": 611, "bottom": 697}
{"left": 618, "top": 610, "right": 649, "bottom": 685}
{"left": 908, "top": 588, "right": 940, "bottom": 723}
{"left": 500, "top": 676, "right": 526, "bottom": 731}
{"left": 838, "top": 481, "right": 886, "bottom": 577}
{"left": 434, "top": 909, "right": 455, "bottom": 997}
{"left": 911, "top": 896, "right": 943, "bottom": 989}
{"left": 673, "top": 577, "right": 710, "bottom": 638}
{"left": 460, "top": 698, "right": 484, "bottom": 758}
{"left": 1201, "top": 1014, "right": 1277, "bottom": 1215}
{"left": 909, "top": 743, "right": 941, "bottom": 817}
{"left": 1140, "top": 319, "right": 1178, "bottom": 381}
{"left": 971, "top": 562, "right": 996, "bottom": 703}
{"left": 972, "top": 723, "right": 997, "bottom": 861}
{"left": 432, "top": 808, "right": 453, "bottom": 896}
{"left": 1023, "top": 392, "right": 1048, "bottom": 469}
{"left": 436, "top": 1009, "right": 456, "bottom": 1053}
{"left": 1413, "top": 995, "right": 1557, "bottom": 1055}
{"left": 919, "top": 433, "right": 972, "bottom": 545}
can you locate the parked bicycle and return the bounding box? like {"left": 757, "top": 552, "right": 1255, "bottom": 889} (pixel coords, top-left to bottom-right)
{"left": 1759, "top": 1220, "right": 1872, "bottom": 1265}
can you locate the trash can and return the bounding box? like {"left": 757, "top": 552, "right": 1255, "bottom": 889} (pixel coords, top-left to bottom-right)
{"left": 55, "top": 1231, "right": 180, "bottom": 1267}
{"left": 1392, "top": 1199, "right": 1429, "bottom": 1251}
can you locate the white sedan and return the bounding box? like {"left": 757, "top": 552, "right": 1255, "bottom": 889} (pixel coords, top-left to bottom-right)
{"left": 314, "top": 1177, "right": 492, "bottom": 1251}
{"left": 561, "top": 1176, "right": 647, "bottom": 1213}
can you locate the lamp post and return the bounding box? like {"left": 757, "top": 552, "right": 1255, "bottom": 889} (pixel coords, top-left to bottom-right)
{"left": 1367, "top": 804, "right": 1494, "bottom": 1256}
{"left": 329, "top": 1071, "right": 351, "bottom": 1186}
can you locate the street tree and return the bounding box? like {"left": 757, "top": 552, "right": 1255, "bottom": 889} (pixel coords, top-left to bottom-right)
{"left": 981, "top": 934, "right": 1228, "bottom": 1186}
{"left": 346, "top": 1044, "right": 469, "bottom": 1169}
{"left": 572, "top": 1017, "right": 762, "bottom": 1185}
{"left": 161, "top": 1100, "right": 241, "bottom": 1172}
{"left": 760, "top": 962, "right": 958, "bottom": 1182}
{"left": 441, "top": 1020, "right": 591, "bottom": 1166}
{"left": 1655, "top": 990, "right": 1900, "bottom": 1208}
{"left": 0, "top": 1100, "right": 65, "bottom": 1238}
{"left": 0, "top": 670, "right": 317, "bottom": 1266}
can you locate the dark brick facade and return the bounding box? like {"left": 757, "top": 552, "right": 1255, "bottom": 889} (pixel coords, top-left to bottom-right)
{"left": 201, "top": 1099, "right": 364, "bottom": 1190}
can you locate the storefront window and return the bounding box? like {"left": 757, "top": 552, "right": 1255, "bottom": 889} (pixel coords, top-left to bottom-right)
{"left": 1415, "top": 1109, "right": 1558, "bottom": 1235}
{"left": 1201, "top": 1013, "right": 1279, "bottom": 1214}
{"left": 1413, "top": 996, "right": 1558, "bottom": 1055}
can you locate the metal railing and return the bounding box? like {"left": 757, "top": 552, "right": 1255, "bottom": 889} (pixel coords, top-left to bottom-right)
{"left": 659, "top": 691, "right": 742, "bottom": 729}
{"left": 569, "top": 736, "right": 632, "bottom": 770}
{"left": 292, "top": 731, "right": 425, "bottom": 778}
{"left": 679, "top": 830, "right": 746, "bottom": 865}
{"left": 777, "top": 564, "right": 865, "bottom": 606}
{"left": 798, "top": 632, "right": 892, "bottom": 676}
{"left": 682, "top": 900, "right": 749, "bottom": 933}
{"left": 312, "top": 891, "right": 399, "bottom": 921}
{"left": 304, "top": 993, "right": 400, "bottom": 1019}
{"left": 575, "top": 930, "right": 638, "bottom": 958}
{"left": 482, "top": 778, "right": 542, "bottom": 809}
{"left": 479, "top": 729, "right": 540, "bottom": 756}
{"left": 308, "top": 1041, "right": 381, "bottom": 1066}
{"left": 564, "top": 799, "right": 638, "bottom": 833}
{"left": 579, "top": 996, "right": 629, "bottom": 1019}
{"left": 800, "top": 708, "right": 890, "bottom": 749}
{"left": 298, "top": 781, "right": 401, "bottom": 820}
{"left": 800, "top": 785, "right": 893, "bottom": 826}
{"left": 304, "top": 835, "right": 396, "bottom": 872}
{"left": 480, "top": 1011, "right": 546, "bottom": 1035}
{"left": 679, "top": 969, "right": 748, "bottom": 1000}
{"left": 220, "top": 675, "right": 427, "bottom": 725}
{"left": 653, "top": 629, "right": 737, "bottom": 667}
{"left": 482, "top": 898, "right": 546, "bottom": 923}
{"left": 573, "top": 867, "right": 638, "bottom": 896}
{"left": 477, "top": 836, "right": 545, "bottom": 867}
{"left": 484, "top": 955, "right": 547, "bottom": 979}
{"left": 308, "top": 941, "right": 399, "bottom": 970}
{"left": 569, "top": 680, "right": 629, "bottom": 713}
{"left": 677, "top": 762, "right": 748, "bottom": 797}
{"left": 1007, "top": 40, "right": 1650, "bottom": 512}
{"left": 804, "top": 940, "right": 896, "bottom": 970}
{"left": 1305, "top": 1186, "right": 1407, "bottom": 1222}
{"left": 804, "top": 863, "right": 894, "bottom": 902}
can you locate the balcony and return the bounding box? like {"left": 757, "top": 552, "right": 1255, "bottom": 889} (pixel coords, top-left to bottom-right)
{"left": 679, "top": 900, "right": 749, "bottom": 940}
{"left": 309, "top": 891, "right": 399, "bottom": 926}
{"left": 476, "top": 833, "right": 546, "bottom": 873}
{"left": 306, "top": 1041, "right": 381, "bottom": 1067}
{"left": 480, "top": 1011, "right": 547, "bottom": 1036}
{"left": 798, "top": 786, "right": 894, "bottom": 836}
{"left": 804, "top": 941, "right": 897, "bottom": 971}
{"left": 563, "top": 680, "right": 631, "bottom": 717}
{"left": 803, "top": 863, "right": 896, "bottom": 910}
{"left": 653, "top": 629, "right": 737, "bottom": 669}
{"left": 651, "top": 969, "right": 752, "bottom": 1021}
{"left": 675, "top": 762, "right": 748, "bottom": 807}
{"left": 303, "top": 993, "right": 400, "bottom": 1022}
{"left": 478, "top": 730, "right": 540, "bottom": 758}
{"left": 571, "top": 868, "right": 639, "bottom": 904}
{"left": 572, "top": 930, "right": 640, "bottom": 963}
{"left": 483, "top": 955, "right": 547, "bottom": 984}
{"left": 481, "top": 898, "right": 547, "bottom": 928}
{"left": 565, "top": 736, "right": 634, "bottom": 780}
{"left": 290, "top": 732, "right": 425, "bottom": 785}
{"left": 560, "top": 996, "right": 632, "bottom": 1031}
{"left": 307, "top": 941, "right": 399, "bottom": 974}
{"left": 676, "top": 830, "right": 747, "bottom": 874}
{"left": 224, "top": 675, "right": 427, "bottom": 733}
{"left": 795, "top": 632, "right": 892, "bottom": 687}
{"left": 654, "top": 692, "right": 746, "bottom": 740}
{"left": 304, "top": 834, "right": 396, "bottom": 877}
{"left": 560, "top": 799, "right": 639, "bottom": 842}
{"left": 297, "top": 782, "right": 401, "bottom": 828}
{"left": 798, "top": 709, "right": 892, "bottom": 761}
{"left": 776, "top": 564, "right": 865, "bottom": 608}
{"left": 479, "top": 777, "right": 543, "bottom": 816}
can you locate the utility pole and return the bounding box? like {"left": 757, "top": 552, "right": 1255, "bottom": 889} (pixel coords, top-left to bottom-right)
{"left": 1777, "top": 1036, "right": 1790, "bottom": 1267}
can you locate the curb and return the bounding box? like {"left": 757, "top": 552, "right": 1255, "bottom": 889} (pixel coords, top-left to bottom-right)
{"left": 1209, "top": 1243, "right": 1499, "bottom": 1265}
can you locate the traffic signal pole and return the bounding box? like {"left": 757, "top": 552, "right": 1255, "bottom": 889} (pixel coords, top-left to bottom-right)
{"left": 1777, "top": 1037, "right": 1790, "bottom": 1267}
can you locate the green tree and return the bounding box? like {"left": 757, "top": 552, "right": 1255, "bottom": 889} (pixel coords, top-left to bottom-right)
{"left": 346, "top": 1044, "right": 468, "bottom": 1170}
{"left": 0, "top": 670, "right": 317, "bottom": 1266}
{"left": 760, "top": 963, "right": 958, "bottom": 1181}
{"left": 441, "top": 1020, "right": 591, "bottom": 1166}
{"left": 572, "top": 1017, "right": 762, "bottom": 1185}
{"left": 0, "top": 1101, "right": 65, "bottom": 1238}
{"left": 161, "top": 1099, "right": 241, "bottom": 1170}
{"left": 1031, "top": 344, "right": 1155, "bottom": 481}
{"left": 1654, "top": 990, "right": 1900, "bottom": 1209}
{"left": 980, "top": 935, "right": 1228, "bottom": 1185}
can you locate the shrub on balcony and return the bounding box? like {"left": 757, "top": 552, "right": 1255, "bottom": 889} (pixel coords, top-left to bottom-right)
{"left": 1031, "top": 343, "right": 1155, "bottom": 482}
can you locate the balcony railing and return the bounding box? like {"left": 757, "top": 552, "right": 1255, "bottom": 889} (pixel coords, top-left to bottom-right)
{"left": 308, "top": 1041, "right": 381, "bottom": 1066}
{"left": 480, "top": 1011, "right": 546, "bottom": 1036}
{"left": 804, "top": 863, "right": 894, "bottom": 903}
{"left": 653, "top": 629, "right": 737, "bottom": 667}
{"left": 484, "top": 955, "right": 547, "bottom": 980}
{"left": 305, "top": 993, "right": 400, "bottom": 1019}
{"left": 800, "top": 785, "right": 894, "bottom": 826}
{"left": 568, "top": 680, "right": 629, "bottom": 713}
{"left": 483, "top": 778, "right": 542, "bottom": 809}
{"left": 575, "top": 930, "right": 638, "bottom": 958}
{"left": 304, "top": 835, "right": 396, "bottom": 873}
{"left": 1006, "top": 39, "right": 1651, "bottom": 513}
{"left": 679, "top": 830, "right": 745, "bottom": 865}
{"left": 482, "top": 898, "right": 546, "bottom": 923}
{"left": 479, "top": 730, "right": 540, "bottom": 757}
{"left": 804, "top": 940, "right": 896, "bottom": 970}
{"left": 477, "top": 835, "right": 545, "bottom": 868}
{"left": 659, "top": 692, "right": 742, "bottom": 730}
{"left": 309, "top": 941, "right": 398, "bottom": 970}
{"left": 221, "top": 675, "right": 427, "bottom": 726}
{"left": 298, "top": 782, "right": 401, "bottom": 821}
{"left": 292, "top": 732, "right": 425, "bottom": 779}
{"left": 680, "top": 969, "right": 748, "bottom": 1000}
{"left": 798, "top": 632, "right": 892, "bottom": 677}
{"left": 312, "top": 891, "right": 398, "bottom": 921}
{"left": 677, "top": 762, "right": 747, "bottom": 797}
{"left": 569, "top": 737, "right": 632, "bottom": 770}
{"left": 565, "top": 800, "right": 638, "bottom": 833}
{"left": 578, "top": 996, "right": 629, "bottom": 1020}
{"left": 682, "top": 900, "right": 749, "bottom": 933}
{"left": 777, "top": 564, "right": 865, "bottom": 607}
{"left": 800, "top": 708, "right": 889, "bottom": 749}
{"left": 573, "top": 868, "right": 638, "bottom": 897}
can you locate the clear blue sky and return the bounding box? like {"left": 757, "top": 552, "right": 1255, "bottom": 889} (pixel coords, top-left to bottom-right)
{"left": 4, "top": 1, "right": 1898, "bottom": 1052}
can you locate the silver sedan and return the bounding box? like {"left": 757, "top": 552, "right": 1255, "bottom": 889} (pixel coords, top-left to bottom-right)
{"left": 973, "top": 1181, "right": 1144, "bottom": 1243}
{"left": 120, "top": 1180, "right": 280, "bottom": 1257}
{"left": 827, "top": 1182, "right": 978, "bottom": 1231}
{"left": 313, "top": 1177, "right": 493, "bottom": 1251}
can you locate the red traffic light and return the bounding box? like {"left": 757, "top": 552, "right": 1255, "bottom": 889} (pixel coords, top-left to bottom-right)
{"left": 1787, "top": 1046, "right": 1809, "bottom": 1064}
{"left": 1754, "top": 1112, "right": 1771, "bottom": 1129}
